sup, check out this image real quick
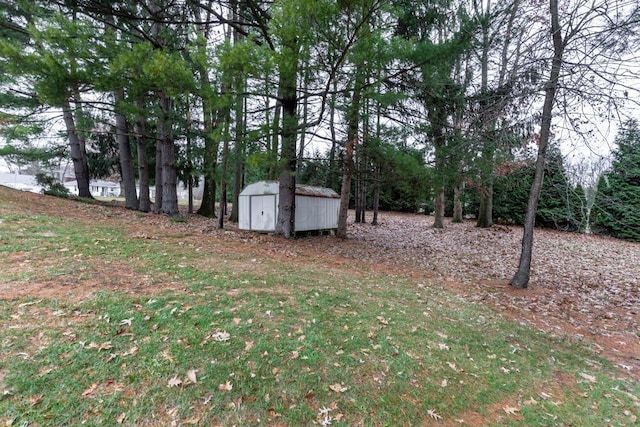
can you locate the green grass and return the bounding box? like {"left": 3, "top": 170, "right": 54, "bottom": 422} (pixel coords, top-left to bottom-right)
{"left": 0, "top": 198, "right": 638, "bottom": 426}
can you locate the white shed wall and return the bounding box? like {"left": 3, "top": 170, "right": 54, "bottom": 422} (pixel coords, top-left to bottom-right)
{"left": 238, "top": 194, "right": 251, "bottom": 230}
{"left": 238, "top": 181, "right": 339, "bottom": 233}
{"left": 238, "top": 194, "right": 278, "bottom": 231}
{"left": 295, "top": 196, "right": 340, "bottom": 231}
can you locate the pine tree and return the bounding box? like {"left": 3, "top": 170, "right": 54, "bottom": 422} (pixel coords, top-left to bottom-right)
{"left": 591, "top": 120, "right": 640, "bottom": 241}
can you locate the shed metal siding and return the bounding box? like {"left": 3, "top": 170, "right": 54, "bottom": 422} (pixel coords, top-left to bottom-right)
{"left": 238, "top": 181, "right": 339, "bottom": 232}
{"left": 238, "top": 194, "right": 251, "bottom": 230}
{"left": 249, "top": 194, "right": 277, "bottom": 231}
{"left": 295, "top": 196, "right": 340, "bottom": 231}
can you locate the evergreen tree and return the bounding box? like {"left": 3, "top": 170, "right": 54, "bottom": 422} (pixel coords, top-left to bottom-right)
{"left": 591, "top": 119, "right": 640, "bottom": 241}
{"left": 492, "top": 144, "right": 586, "bottom": 231}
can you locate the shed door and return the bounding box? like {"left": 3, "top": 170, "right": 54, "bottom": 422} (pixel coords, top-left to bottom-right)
{"left": 250, "top": 195, "right": 276, "bottom": 231}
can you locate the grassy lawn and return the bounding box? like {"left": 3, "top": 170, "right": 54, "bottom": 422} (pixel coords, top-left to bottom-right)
{"left": 0, "top": 198, "right": 638, "bottom": 425}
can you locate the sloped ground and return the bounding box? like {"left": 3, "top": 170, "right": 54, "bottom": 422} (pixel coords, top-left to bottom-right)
{"left": 330, "top": 213, "right": 640, "bottom": 379}
{"left": 1, "top": 186, "right": 638, "bottom": 380}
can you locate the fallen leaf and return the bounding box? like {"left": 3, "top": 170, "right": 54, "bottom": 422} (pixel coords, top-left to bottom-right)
{"left": 447, "top": 362, "right": 461, "bottom": 372}
{"left": 116, "top": 412, "right": 127, "bottom": 424}
{"left": 211, "top": 331, "right": 231, "bottom": 342}
{"left": 29, "top": 395, "right": 43, "bottom": 407}
{"left": 81, "top": 383, "right": 99, "bottom": 397}
{"left": 123, "top": 346, "right": 139, "bottom": 356}
{"left": 167, "top": 376, "right": 182, "bottom": 388}
{"left": 579, "top": 372, "right": 597, "bottom": 383}
{"left": 97, "top": 341, "right": 113, "bottom": 351}
{"left": 503, "top": 406, "right": 519, "bottom": 415}
{"left": 427, "top": 409, "right": 443, "bottom": 420}
{"left": 186, "top": 369, "right": 197, "bottom": 384}
{"left": 268, "top": 408, "right": 281, "bottom": 418}
{"left": 218, "top": 381, "right": 233, "bottom": 392}
{"left": 244, "top": 341, "right": 254, "bottom": 351}
{"left": 329, "top": 383, "right": 348, "bottom": 393}
{"left": 162, "top": 350, "right": 174, "bottom": 363}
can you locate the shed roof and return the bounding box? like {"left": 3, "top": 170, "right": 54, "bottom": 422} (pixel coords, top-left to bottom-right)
{"left": 240, "top": 181, "right": 339, "bottom": 199}
{"left": 295, "top": 184, "right": 340, "bottom": 198}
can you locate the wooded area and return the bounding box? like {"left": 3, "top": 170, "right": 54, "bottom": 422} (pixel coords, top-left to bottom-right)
{"left": 1, "top": 1, "right": 639, "bottom": 287}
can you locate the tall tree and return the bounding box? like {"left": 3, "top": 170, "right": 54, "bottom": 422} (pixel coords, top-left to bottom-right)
{"left": 511, "top": 0, "right": 638, "bottom": 288}
{"left": 510, "top": 0, "right": 563, "bottom": 288}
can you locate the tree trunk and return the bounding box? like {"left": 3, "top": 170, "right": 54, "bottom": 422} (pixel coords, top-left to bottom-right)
{"left": 114, "top": 89, "right": 138, "bottom": 210}
{"left": 196, "top": 100, "right": 219, "bottom": 217}
{"left": 510, "top": 0, "right": 563, "bottom": 289}
{"left": 431, "top": 114, "right": 446, "bottom": 229}
{"left": 269, "top": 94, "right": 282, "bottom": 182}
{"left": 159, "top": 95, "right": 179, "bottom": 217}
{"left": 453, "top": 180, "right": 463, "bottom": 223}
{"left": 274, "top": 36, "right": 299, "bottom": 238}
{"left": 229, "top": 0, "right": 245, "bottom": 223}
{"left": 337, "top": 72, "right": 363, "bottom": 238}
{"left": 192, "top": 4, "right": 218, "bottom": 218}
{"left": 372, "top": 163, "right": 380, "bottom": 225}
{"left": 61, "top": 98, "right": 92, "bottom": 198}
{"left": 476, "top": 169, "right": 493, "bottom": 228}
{"left": 434, "top": 186, "right": 445, "bottom": 229}
{"left": 326, "top": 80, "right": 338, "bottom": 190}
{"left": 296, "top": 55, "right": 310, "bottom": 177}
{"left": 187, "top": 128, "right": 193, "bottom": 215}
{"left": 229, "top": 81, "right": 245, "bottom": 223}
{"left": 134, "top": 107, "right": 151, "bottom": 212}
{"left": 153, "top": 123, "right": 163, "bottom": 213}
{"left": 337, "top": 137, "right": 355, "bottom": 238}
{"left": 218, "top": 119, "right": 231, "bottom": 229}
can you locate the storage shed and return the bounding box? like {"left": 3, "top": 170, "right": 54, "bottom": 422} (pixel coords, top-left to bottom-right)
{"left": 238, "top": 181, "right": 340, "bottom": 233}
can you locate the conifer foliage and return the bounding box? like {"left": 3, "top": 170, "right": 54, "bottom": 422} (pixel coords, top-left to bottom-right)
{"left": 591, "top": 120, "right": 640, "bottom": 242}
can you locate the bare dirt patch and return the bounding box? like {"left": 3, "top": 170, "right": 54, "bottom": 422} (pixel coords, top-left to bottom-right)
{"left": 1, "top": 188, "right": 638, "bottom": 380}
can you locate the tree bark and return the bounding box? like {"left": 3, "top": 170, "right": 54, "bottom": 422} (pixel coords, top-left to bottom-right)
{"left": 229, "top": 0, "right": 245, "bottom": 223}
{"left": 433, "top": 186, "right": 445, "bottom": 229}
{"left": 476, "top": 170, "right": 493, "bottom": 227}
{"left": 159, "top": 95, "right": 179, "bottom": 217}
{"left": 269, "top": 93, "right": 281, "bottom": 182}
{"left": 430, "top": 107, "right": 446, "bottom": 229}
{"left": 192, "top": 3, "right": 218, "bottom": 218}
{"left": 337, "top": 137, "right": 355, "bottom": 238}
{"left": 372, "top": 163, "right": 380, "bottom": 225}
{"left": 274, "top": 36, "right": 299, "bottom": 238}
{"left": 61, "top": 98, "right": 92, "bottom": 198}
{"left": 134, "top": 110, "right": 151, "bottom": 212}
{"left": 326, "top": 80, "right": 338, "bottom": 190}
{"left": 510, "top": 0, "right": 563, "bottom": 289}
{"left": 229, "top": 80, "right": 245, "bottom": 223}
{"left": 453, "top": 180, "right": 463, "bottom": 223}
{"left": 153, "top": 121, "right": 163, "bottom": 213}
{"left": 218, "top": 118, "right": 231, "bottom": 229}
{"left": 196, "top": 96, "right": 219, "bottom": 218}
{"left": 114, "top": 89, "right": 138, "bottom": 210}
{"left": 337, "top": 72, "right": 363, "bottom": 238}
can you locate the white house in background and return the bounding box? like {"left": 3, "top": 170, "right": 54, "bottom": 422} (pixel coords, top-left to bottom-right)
{"left": 238, "top": 181, "right": 340, "bottom": 234}
{"left": 63, "top": 179, "right": 120, "bottom": 197}
{"left": 0, "top": 173, "right": 42, "bottom": 193}
{"left": 1, "top": 172, "right": 198, "bottom": 201}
